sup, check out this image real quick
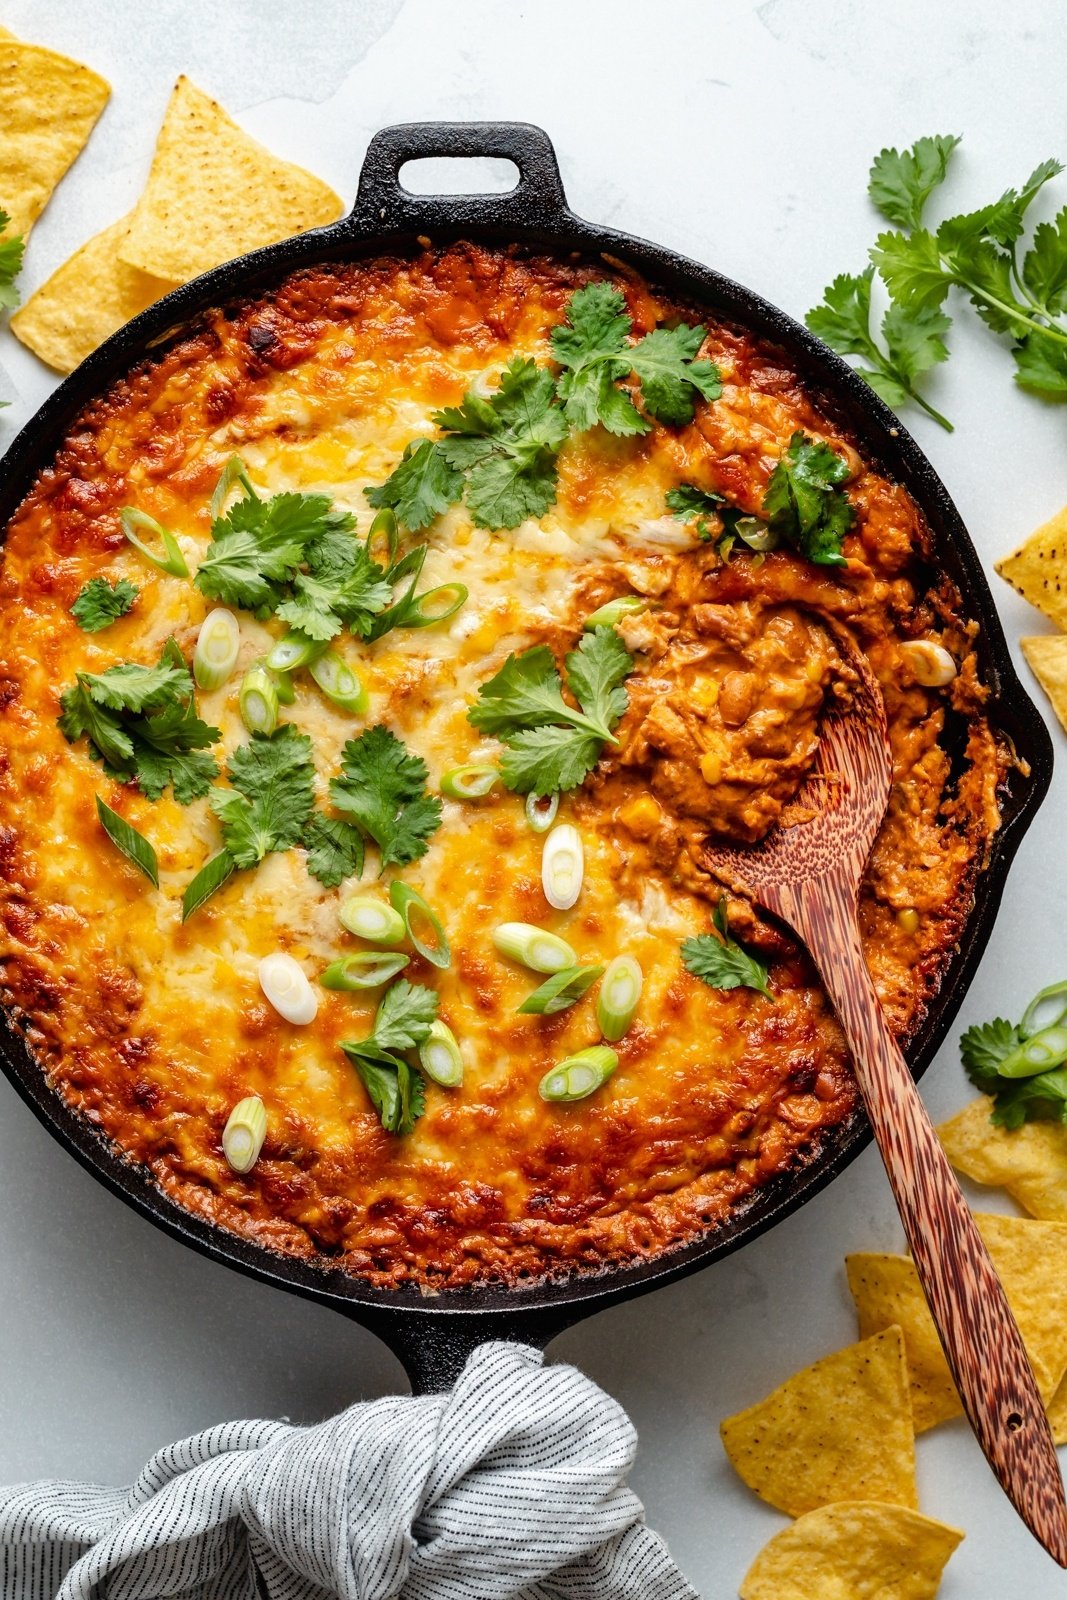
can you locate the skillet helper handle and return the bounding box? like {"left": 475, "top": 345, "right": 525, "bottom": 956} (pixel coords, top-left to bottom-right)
{"left": 788, "top": 883, "right": 1067, "bottom": 1565}
{"left": 348, "top": 120, "right": 573, "bottom": 234}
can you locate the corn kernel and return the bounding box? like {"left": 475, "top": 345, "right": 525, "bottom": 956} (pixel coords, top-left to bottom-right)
{"left": 618, "top": 795, "right": 662, "bottom": 837}
{"left": 897, "top": 908, "right": 920, "bottom": 934}
{"left": 700, "top": 750, "right": 723, "bottom": 786}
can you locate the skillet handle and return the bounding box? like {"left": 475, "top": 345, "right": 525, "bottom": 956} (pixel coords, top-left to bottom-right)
{"left": 345, "top": 121, "right": 573, "bottom": 235}
{"left": 353, "top": 1304, "right": 582, "bottom": 1395}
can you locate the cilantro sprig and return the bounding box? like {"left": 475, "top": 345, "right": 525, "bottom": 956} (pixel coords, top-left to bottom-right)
{"left": 341, "top": 978, "right": 439, "bottom": 1135}
{"left": 0, "top": 207, "right": 25, "bottom": 314}
{"left": 58, "top": 639, "right": 220, "bottom": 803}
{"left": 551, "top": 282, "right": 722, "bottom": 432}
{"left": 328, "top": 725, "right": 443, "bottom": 870}
{"left": 763, "top": 432, "right": 855, "bottom": 567}
{"left": 680, "top": 898, "right": 772, "bottom": 999}
{"left": 365, "top": 284, "right": 722, "bottom": 534}
{"left": 468, "top": 625, "right": 635, "bottom": 797}
{"left": 71, "top": 577, "right": 139, "bottom": 632}
{"left": 961, "top": 982, "right": 1067, "bottom": 1129}
{"left": 666, "top": 485, "right": 778, "bottom": 562}
{"left": 182, "top": 725, "right": 317, "bottom": 919}
{"left": 808, "top": 134, "right": 1067, "bottom": 428}
{"left": 195, "top": 477, "right": 356, "bottom": 615}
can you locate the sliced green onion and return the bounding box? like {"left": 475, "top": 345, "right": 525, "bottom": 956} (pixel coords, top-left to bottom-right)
{"left": 320, "top": 951, "right": 410, "bottom": 990}
{"left": 390, "top": 880, "right": 450, "bottom": 969}
{"left": 539, "top": 1045, "right": 619, "bottom": 1103}
{"left": 734, "top": 517, "right": 779, "bottom": 553}
{"left": 309, "top": 651, "right": 368, "bottom": 715}
{"left": 267, "top": 631, "right": 325, "bottom": 674}
{"left": 210, "top": 454, "right": 257, "bottom": 519}
{"left": 518, "top": 963, "right": 604, "bottom": 1016}
{"left": 583, "top": 595, "right": 648, "bottom": 629}
{"left": 182, "top": 850, "right": 235, "bottom": 921}
{"left": 95, "top": 795, "right": 158, "bottom": 887}
{"left": 525, "top": 792, "right": 559, "bottom": 833}
{"left": 441, "top": 763, "right": 499, "bottom": 800}
{"left": 339, "top": 895, "right": 406, "bottom": 945}
{"left": 1020, "top": 981, "right": 1067, "bottom": 1039}
{"left": 995, "top": 1024, "right": 1067, "bottom": 1079}
{"left": 258, "top": 952, "right": 318, "bottom": 1025}
{"left": 365, "top": 507, "right": 399, "bottom": 569}
{"left": 419, "top": 1019, "right": 464, "bottom": 1086}
{"left": 365, "top": 544, "right": 428, "bottom": 641}
{"left": 542, "top": 823, "right": 584, "bottom": 911}
{"left": 597, "top": 954, "right": 643, "bottom": 1041}
{"left": 403, "top": 583, "right": 468, "bottom": 628}
{"left": 493, "top": 921, "right": 577, "bottom": 974}
{"left": 222, "top": 1095, "right": 267, "bottom": 1173}
{"left": 268, "top": 664, "right": 296, "bottom": 705}
{"left": 193, "top": 607, "right": 241, "bottom": 690}
{"left": 239, "top": 665, "right": 279, "bottom": 735}
{"left": 120, "top": 508, "right": 189, "bottom": 578}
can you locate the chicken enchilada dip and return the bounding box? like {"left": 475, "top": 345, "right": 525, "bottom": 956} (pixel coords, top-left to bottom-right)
{"left": 0, "top": 244, "right": 1006, "bottom": 1288}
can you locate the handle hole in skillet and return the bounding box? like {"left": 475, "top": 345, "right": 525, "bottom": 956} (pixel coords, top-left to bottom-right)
{"left": 398, "top": 156, "right": 520, "bottom": 197}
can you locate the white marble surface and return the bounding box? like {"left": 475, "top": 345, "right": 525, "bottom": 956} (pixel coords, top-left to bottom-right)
{"left": 2, "top": 2, "right": 1066, "bottom": 1595}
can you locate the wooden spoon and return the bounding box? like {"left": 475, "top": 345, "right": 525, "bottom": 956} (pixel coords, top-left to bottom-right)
{"left": 701, "top": 633, "right": 1067, "bottom": 1565}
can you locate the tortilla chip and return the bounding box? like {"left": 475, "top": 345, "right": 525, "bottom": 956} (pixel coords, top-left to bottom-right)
{"left": 119, "top": 76, "right": 342, "bottom": 282}
{"left": 848, "top": 1213, "right": 1067, "bottom": 1432}
{"left": 938, "top": 1096, "right": 1067, "bottom": 1222}
{"left": 0, "top": 40, "right": 110, "bottom": 236}
{"left": 739, "top": 1503, "right": 964, "bottom": 1600}
{"left": 1021, "top": 635, "right": 1067, "bottom": 735}
{"left": 720, "top": 1327, "right": 917, "bottom": 1518}
{"left": 11, "top": 213, "right": 175, "bottom": 373}
{"left": 1049, "top": 1375, "right": 1067, "bottom": 1446}
{"left": 997, "top": 505, "right": 1067, "bottom": 631}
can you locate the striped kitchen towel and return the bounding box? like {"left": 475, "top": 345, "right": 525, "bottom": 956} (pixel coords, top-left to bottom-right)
{"left": 0, "top": 1340, "right": 698, "bottom": 1600}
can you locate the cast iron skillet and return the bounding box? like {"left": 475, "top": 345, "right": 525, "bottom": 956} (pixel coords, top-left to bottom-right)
{"left": 0, "top": 123, "right": 1053, "bottom": 1394}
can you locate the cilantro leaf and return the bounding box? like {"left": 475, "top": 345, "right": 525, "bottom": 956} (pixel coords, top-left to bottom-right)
{"left": 436, "top": 359, "right": 568, "bottom": 531}
{"left": 976, "top": 159, "right": 1064, "bottom": 249}
{"left": 1012, "top": 332, "right": 1067, "bottom": 399}
{"left": 629, "top": 323, "right": 722, "bottom": 425}
{"left": 550, "top": 282, "right": 646, "bottom": 435}
{"left": 365, "top": 439, "right": 464, "bottom": 533}
{"left": 302, "top": 814, "right": 365, "bottom": 887}
{"left": 871, "top": 228, "right": 952, "bottom": 313}
{"left": 329, "top": 725, "right": 442, "bottom": 869}
{"left": 763, "top": 432, "right": 854, "bottom": 566}
{"left": 551, "top": 283, "right": 721, "bottom": 432}
{"left": 681, "top": 898, "right": 772, "bottom": 999}
{"left": 196, "top": 483, "right": 354, "bottom": 613}
{"left": 806, "top": 268, "right": 953, "bottom": 431}
{"left": 468, "top": 626, "right": 634, "bottom": 797}
{"left": 70, "top": 577, "right": 139, "bottom": 633}
{"left": 372, "top": 977, "right": 440, "bottom": 1053}
{"left": 960, "top": 1016, "right": 1023, "bottom": 1092}
{"left": 0, "top": 209, "right": 25, "bottom": 312}
{"left": 341, "top": 979, "right": 439, "bottom": 1135}
{"left": 564, "top": 626, "right": 633, "bottom": 738}
{"left": 1022, "top": 205, "right": 1067, "bottom": 317}
{"left": 275, "top": 529, "right": 391, "bottom": 641}
{"left": 665, "top": 485, "right": 725, "bottom": 519}
{"left": 58, "top": 640, "right": 220, "bottom": 802}
{"left": 869, "top": 135, "right": 960, "bottom": 231}
{"left": 210, "top": 724, "right": 315, "bottom": 869}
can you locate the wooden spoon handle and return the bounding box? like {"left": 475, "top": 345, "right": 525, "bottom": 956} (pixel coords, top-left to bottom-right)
{"left": 771, "top": 876, "right": 1067, "bottom": 1565}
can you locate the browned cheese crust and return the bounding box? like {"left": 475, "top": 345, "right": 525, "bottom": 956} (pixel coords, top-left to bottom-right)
{"left": 0, "top": 245, "right": 1007, "bottom": 1288}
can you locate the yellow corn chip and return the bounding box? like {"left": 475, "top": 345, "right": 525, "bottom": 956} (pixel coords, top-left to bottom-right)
{"left": 0, "top": 40, "right": 110, "bottom": 236}
{"left": 1049, "top": 1374, "right": 1067, "bottom": 1446}
{"left": 848, "top": 1213, "right": 1067, "bottom": 1432}
{"left": 11, "top": 213, "right": 175, "bottom": 374}
{"left": 997, "top": 505, "right": 1067, "bottom": 631}
{"left": 1021, "top": 635, "right": 1067, "bottom": 735}
{"left": 739, "top": 1503, "right": 964, "bottom": 1600}
{"left": 720, "top": 1327, "right": 917, "bottom": 1518}
{"left": 938, "top": 1096, "right": 1067, "bottom": 1222}
{"left": 119, "top": 76, "right": 342, "bottom": 282}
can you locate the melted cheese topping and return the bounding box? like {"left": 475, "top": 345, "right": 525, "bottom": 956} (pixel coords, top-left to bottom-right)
{"left": 0, "top": 246, "right": 1006, "bottom": 1288}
